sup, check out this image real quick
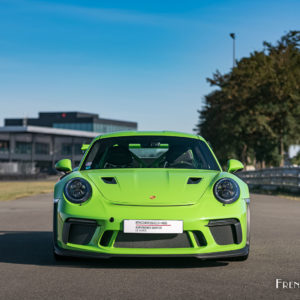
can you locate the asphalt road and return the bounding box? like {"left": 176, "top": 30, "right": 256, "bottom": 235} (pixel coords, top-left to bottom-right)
{"left": 0, "top": 193, "right": 299, "bottom": 300}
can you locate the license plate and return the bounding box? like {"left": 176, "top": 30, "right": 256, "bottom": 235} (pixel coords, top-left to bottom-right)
{"left": 123, "top": 220, "right": 183, "bottom": 234}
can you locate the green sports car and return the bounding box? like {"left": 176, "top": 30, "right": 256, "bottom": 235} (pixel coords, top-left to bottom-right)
{"left": 53, "top": 131, "right": 250, "bottom": 260}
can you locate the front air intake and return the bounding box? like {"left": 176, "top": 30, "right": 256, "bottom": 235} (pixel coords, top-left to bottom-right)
{"left": 208, "top": 219, "right": 242, "bottom": 245}
{"left": 114, "top": 232, "right": 192, "bottom": 248}
{"left": 100, "top": 230, "right": 114, "bottom": 247}
{"left": 187, "top": 177, "right": 202, "bottom": 184}
{"left": 102, "top": 177, "right": 117, "bottom": 184}
{"left": 62, "top": 218, "right": 97, "bottom": 245}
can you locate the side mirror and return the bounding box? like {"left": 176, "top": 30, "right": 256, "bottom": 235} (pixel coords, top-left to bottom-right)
{"left": 55, "top": 159, "right": 72, "bottom": 173}
{"left": 81, "top": 144, "right": 90, "bottom": 151}
{"left": 227, "top": 159, "right": 244, "bottom": 173}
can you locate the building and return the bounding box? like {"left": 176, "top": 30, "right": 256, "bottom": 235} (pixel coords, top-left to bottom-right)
{"left": 0, "top": 112, "right": 137, "bottom": 174}
{"left": 5, "top": 111, "right": 137, "bottom": 133}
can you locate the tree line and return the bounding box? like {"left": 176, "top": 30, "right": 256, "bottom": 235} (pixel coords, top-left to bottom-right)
{"left": 195, "top": 31, "right": 300, "bottom": 168}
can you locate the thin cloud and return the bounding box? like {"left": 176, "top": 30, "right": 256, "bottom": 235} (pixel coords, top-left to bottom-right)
{"left": 2, "top": 0, "right": 201, "bottom": 27}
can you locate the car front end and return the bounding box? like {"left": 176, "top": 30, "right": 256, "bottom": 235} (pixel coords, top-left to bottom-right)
{"left": 53, "top": 132, "right": 250, "bottom": 260}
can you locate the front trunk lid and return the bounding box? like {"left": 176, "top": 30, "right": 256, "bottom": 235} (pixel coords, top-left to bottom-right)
{"left": 86, "top": 169, "right": 219, "bottom": 206}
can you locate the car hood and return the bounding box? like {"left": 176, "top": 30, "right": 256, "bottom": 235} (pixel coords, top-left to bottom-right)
{"left": 86, "top": 169, "right": 219, "bottom": 206}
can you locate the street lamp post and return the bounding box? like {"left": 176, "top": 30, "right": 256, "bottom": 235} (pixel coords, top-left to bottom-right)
{"left": 230, "top": 33, "right": 236, "bottom": 68}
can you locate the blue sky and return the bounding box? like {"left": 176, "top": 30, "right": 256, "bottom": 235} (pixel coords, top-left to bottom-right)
{"left": 0, "top": 0, "right": 299, "bottom": 133}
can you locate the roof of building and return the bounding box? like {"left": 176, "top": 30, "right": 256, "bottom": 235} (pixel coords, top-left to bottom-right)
{"left": 39, "top": 111, "right": 99, "bottom": 118}
{"left": 0, "top": 126, "right": 99, "bottom": 138}
{"left": 5, "top": 111, "right": 138, "bottom": 127}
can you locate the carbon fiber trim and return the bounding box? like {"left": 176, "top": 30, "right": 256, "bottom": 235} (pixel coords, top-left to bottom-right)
{"left": 53, "top": 244, "right": 249, "bottom": 260}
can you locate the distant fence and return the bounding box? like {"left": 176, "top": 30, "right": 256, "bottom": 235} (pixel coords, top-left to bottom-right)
{"left": 238, "top": 167, "right": 300, "bottom": 193}
{"left": 0, "top": 162, "right": 36, "bottom": 175}
{"left": 0, "top": 162, "right": 50, "bottom": 180}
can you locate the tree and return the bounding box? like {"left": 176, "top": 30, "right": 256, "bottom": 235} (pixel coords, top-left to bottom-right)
{"left": 262, "top": 31, "right": 300, "bottom": 165}
{"left": 291, "top": 151, "right": 300, "bottom": 165}
{"left": 196, "top": 31, "right": 300, "bottom": 168}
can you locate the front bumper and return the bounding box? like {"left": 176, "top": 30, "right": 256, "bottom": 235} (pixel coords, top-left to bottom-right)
{"left": 54, "top": 242, "right": 249, "bottom": 259}
{"left": 53, "top": 198, "right": 250, "bottom": 259}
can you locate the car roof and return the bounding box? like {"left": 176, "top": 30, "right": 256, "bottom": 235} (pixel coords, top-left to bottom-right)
{"left": 94, "top": 131, "right": 205, "bottom": 141}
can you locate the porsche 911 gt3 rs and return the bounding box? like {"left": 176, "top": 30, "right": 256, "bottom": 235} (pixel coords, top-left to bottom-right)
{"left": 53, "top": 131, "right": 250, "bottom": 261}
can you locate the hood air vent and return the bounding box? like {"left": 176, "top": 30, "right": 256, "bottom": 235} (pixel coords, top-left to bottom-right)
{"left": 102, "top": 177, "right": 117, "bottom": 184}
{"left": 187, "top": 177, "right": 202, "bottom": 184}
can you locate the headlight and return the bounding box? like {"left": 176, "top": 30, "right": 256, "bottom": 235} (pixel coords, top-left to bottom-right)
{"left": 213, "top": 178, "right": 240, "bottom": 204}
{"left": 64, "top": 178, "right": 92, "bottom": 204}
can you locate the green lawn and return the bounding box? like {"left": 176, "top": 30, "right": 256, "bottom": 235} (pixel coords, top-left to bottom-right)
{"left": 0, "top": 180, "right": 57, "bottom": 201}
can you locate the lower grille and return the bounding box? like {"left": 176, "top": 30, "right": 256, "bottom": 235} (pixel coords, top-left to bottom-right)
{"left": 114, "top": 232, "right": 192, "bottom": 248}
{"left": 100, "top": 230, "right": 114, "bottom": 247}
{"left": 193, "top": 231, "right": 207, "bottom": 247}
{"left": 63, "top": 218, "right": 97, "bottom": 245}
{"left": 208, "top": 219, "right": 242, "bottom": 245}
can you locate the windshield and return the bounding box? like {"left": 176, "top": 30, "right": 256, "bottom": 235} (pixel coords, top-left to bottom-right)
{"left": 81, "top": 136, "right": 220, "bottom": 170}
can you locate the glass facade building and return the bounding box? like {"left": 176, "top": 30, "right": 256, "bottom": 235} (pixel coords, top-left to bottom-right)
{"left": 0, "top": 141, "right": 9, "bottom": 154}
{"left": 53, "top": 123, "right": 93, "bottom": 132}
{"left": 15, "top": 142, "right": 32, "bottom": 154}
{"left": 5, "top": 112, "right": 137, "bottom": 133}
{"left": 1, "top": 111, "right": 137, "bottom": 174}
{"left": 0, "top": 126, "right": 98, "bottom": 174}
{"left": 35, "top": 142, "right": 50, "bottom": 155}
